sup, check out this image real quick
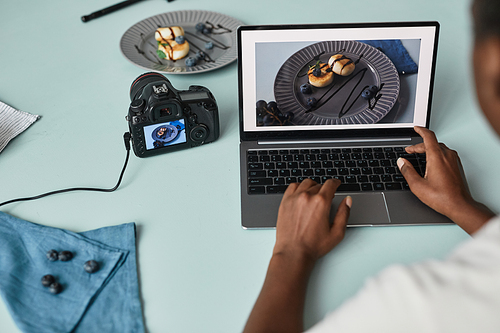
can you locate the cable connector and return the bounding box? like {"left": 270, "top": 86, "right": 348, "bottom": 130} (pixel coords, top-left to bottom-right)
{"left": 123, "top": 132, "right": 132, "bottom": 151}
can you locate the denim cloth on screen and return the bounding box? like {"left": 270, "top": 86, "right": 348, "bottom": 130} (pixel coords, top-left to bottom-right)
{"left": 360, "top": 39, "right": 419, "bottom": 75}
{"left": 0, "top": 212, "right": 145, "bottom": 333}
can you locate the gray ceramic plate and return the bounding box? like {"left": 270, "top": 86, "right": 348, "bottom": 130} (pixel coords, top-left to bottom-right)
{"left": 120, "top": 10, "right": 243, "bottom": 74}
{"left": 274, "top": 40, "right": 400, "bottom": 124}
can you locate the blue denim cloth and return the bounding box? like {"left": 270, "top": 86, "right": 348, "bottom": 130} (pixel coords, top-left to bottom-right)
{"left": 360, "top": 40, "right": 418, "bottom": 74}
{"left": 0, "top": 212, "right": 144, "bottom": 333}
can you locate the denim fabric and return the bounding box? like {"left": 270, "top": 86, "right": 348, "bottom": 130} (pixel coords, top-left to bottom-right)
{"left": 360, "top": 40, "right": 419, "bottom": 74}
{"left": 0, "top": 212, "right": 144, "bottom": 333}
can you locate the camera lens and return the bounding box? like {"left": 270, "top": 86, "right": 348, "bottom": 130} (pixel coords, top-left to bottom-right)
{"left": 130, "top": 72, "right": 168, "bottom": 100}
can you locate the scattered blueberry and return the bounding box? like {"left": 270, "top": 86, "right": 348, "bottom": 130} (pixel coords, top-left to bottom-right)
{"left": 284, "top": 111, "right": 294, "bottom": 121}
{"left": 202, "top": 27, "right": 212, "bottom": 34}
{"left": 312, "top": 68, "right": 322, "bottom": 77}
{"left": 257, "top": 115, "right": 264, "bottom": 124}
{"left": 84, "top": 260, "right": 100, "bottom": 274}
{"left": 256, "top": 100, "right": 267, "bottom": 110}
{"left": 267, "top": 101, "right": 278, "bottom": 113}
{"left": 195, "top": 23, "right": 206, "bottom": 32}
{"left": 41, "top": 274, "right": 55, "bottom": 287}
{"left": 49, "top": 282, "right": 62, "bottom": 294}
{"left": 300, "top": 83, "right": 312, "bottom": 94}
{"left": 307, "top": 97, "right": 317, "bottom": 107}
{"left": 195, "top": 51, "right": 206, "bottom": 60}
{"left": 58, "top": 251, "right": 73, "bottom": 262}
{"left": 175, "top": 35, "right": 185, "bottom": 44}
{"left": 185, "top": 57, "right": 197, "bottom": 67}
{"left": 361, "top": 88, "right": 374, "bottom": 100}
{"left": 46, "top": 250, "right": 58, "bottom": 261}
{"left": 368, "top": 85, "right": 379, "bottom": 93}
{"left": 263, "top": 114, "right": 275, "bottom": 126}
{"left": 204, "top": 41, "right": 214, "bottom": 50}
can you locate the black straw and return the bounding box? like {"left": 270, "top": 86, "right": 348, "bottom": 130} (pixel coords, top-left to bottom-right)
{"left": 82, "top": 0, "right": 153, "bottom": 23}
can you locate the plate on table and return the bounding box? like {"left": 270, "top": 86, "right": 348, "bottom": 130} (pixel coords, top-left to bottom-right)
{"left": 120, "top": 10, "right": 244, "bottom": 74}
{"left": 274, "top": 40, "right": 400, "bottom": 124}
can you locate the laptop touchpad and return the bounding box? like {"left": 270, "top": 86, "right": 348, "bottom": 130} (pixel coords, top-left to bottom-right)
{"left": 332, "top": 193, "right": 390, "bottom": 226}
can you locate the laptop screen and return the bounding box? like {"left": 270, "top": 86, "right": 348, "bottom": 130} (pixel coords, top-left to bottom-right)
{"left": 238, "top": 22, "right": 439, "bottom": 139}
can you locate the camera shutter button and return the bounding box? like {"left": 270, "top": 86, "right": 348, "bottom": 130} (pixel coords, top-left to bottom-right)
{"left": 130, "top": 99, "right": 145, "bottom": 113}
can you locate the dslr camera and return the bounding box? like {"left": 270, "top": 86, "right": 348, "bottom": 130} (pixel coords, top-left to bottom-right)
{"left": 126, "top": 72, "right": 220, "bottom": 158}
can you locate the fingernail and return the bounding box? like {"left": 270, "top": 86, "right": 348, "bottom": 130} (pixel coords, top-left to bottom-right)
{"left": 346, "top": 196, "right": 352, "bottom": 208}
{"left": 397, "top": 157, "right": 404, "bottom": 170}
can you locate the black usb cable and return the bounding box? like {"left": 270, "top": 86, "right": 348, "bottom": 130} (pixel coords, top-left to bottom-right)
{"left": 0, "top": 133, "right": 132, "bottom": 207}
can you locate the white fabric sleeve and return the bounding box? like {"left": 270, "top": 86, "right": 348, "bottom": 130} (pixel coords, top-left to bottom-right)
{"left": 305, "top": 216, "right": 500, "bottom": 333}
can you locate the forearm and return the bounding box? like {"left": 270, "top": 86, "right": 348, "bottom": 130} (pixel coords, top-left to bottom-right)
{"left": 447, "top": 199, "right": 495, "bottom": 235}
{"left": 243, "top": 252, "right": 316, "bottom": 333}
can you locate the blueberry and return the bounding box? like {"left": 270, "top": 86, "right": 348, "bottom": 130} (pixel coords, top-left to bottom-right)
{"left": 312, "top": 68, "right": 321, "bottom": 77}
{"left": 46, "top": 250, "right": 58, "bottom": 261}
{"left": 84, "top": 260, "right": 99, "bottom": 273}
{"left": 307, "top": 97, "right": 317, "bottom": 107}
{"left": 49, "top": 282, "right": 62, "bottom": 294}
{"left": 256, "top": 100, "right": 267, "bottom": 110}
{"left": 267, "top": 101, "right": 278, "bottom": 113}
{"left": 361, "top": 88, "right": 374, "bottom": 100}
{"left": 202, "top": 27, "right": 212, "bottom": 34}
{"left": 195, "top": 51, "right": 206, "bottom": 60}
{"left": 284, "top": 111, "right": 294, "bottom": 121}
{"left": 257, "top": 115, "right": 264, "bottom": 125}
{"left": 204, "top": 41, "right": 214, "bottom": 50}
{"left": 58, "top": 250, "right": 73, "bottom": 262}
{"left": 41, "top": 274, "right": 55, "bottom": 287}
{"left": 185, "top": 57, "right": 197, "bottom": 67}
{"left": 368, "top": 85, "right": 379, "bottom": 93}
{"left": 263, "top": 114, "right": 275, "bottom": 126}
{"left": 300, "top": 83, "right": 312, "bottom": 94}
{"left": 195, "top": 23, "right": 205, "bottom": 32}
{"left": 175, "top": 35, "right": 185, "bottom": 44}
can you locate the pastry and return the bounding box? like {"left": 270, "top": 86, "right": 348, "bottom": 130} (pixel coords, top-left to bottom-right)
{"left": 157, "top": 39, "right": 190, "bottom": 61}
{"left": 155, "top": 26, "right": 190, "bottom": 61}
{"left": 308, "top": 62, "right": 334, "bottom": 88}
{"left": 328, "top": 54, "right": 355, "bottom": 76}
{"left": 155, "top": 26, "right": 185, "bottom": 42}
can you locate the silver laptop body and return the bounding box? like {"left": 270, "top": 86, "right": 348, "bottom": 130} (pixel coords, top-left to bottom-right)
{"left": 237, "top": 22, "right": 452, "bottom": 229}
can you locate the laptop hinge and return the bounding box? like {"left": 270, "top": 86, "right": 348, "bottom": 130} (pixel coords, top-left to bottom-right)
{"left": 257, "top": 137, "right": 413, "bottom": 145}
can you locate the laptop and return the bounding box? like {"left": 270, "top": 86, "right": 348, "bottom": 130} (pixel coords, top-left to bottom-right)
{"left": 238, "top": 21, "right": 453, "bottom": 229}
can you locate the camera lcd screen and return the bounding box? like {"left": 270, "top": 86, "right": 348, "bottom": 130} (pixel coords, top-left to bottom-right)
{"left": 143, "top": 119, "right": 187, "bottom": 150}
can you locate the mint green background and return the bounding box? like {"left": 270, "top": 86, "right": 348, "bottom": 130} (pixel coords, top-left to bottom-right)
{"left": 0, "top": 0, "right": 499, "bottom": 332}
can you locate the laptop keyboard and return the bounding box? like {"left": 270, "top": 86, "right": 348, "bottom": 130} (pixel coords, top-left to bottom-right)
{"left": 247, "top": 146, "right": 426, "bottom": 194}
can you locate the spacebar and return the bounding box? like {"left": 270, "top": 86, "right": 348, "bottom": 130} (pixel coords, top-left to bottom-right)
{"left": 336, "top": 183, "right": 361, "bottom": 192}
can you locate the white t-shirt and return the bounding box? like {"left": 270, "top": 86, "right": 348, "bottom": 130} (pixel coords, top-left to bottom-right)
{"left": 306, "top": 216, "right": 500, "bottom": 333}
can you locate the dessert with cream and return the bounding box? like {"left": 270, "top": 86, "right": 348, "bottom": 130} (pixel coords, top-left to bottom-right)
{"left": 307, "top": 61, "right": 334, "bottom": 87}
{"left": 328, "top": 54, "right": 355, "bottom": 76}
{"left": 155, "top": 26, "right": 190, "bottom": 61}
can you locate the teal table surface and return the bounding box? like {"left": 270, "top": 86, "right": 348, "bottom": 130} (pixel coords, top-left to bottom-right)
{"left": 1, "top": 0, "right": 499, "bottom": 332}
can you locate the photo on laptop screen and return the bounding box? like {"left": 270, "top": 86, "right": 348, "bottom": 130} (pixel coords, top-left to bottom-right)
{"left": 239, "top": 23, "right": 438, "bottom": 133}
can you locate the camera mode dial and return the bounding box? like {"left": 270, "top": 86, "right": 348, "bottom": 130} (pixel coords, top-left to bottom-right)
{"left": 129, "top": 99, "right": 145, "bottom": 114}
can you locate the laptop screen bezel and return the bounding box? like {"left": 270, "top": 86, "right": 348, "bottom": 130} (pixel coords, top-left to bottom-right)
{"left": 237, "top": 21, "right": 440, "bottom": 141}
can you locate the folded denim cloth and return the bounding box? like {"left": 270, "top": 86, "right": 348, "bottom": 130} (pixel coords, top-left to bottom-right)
{"left": 360, "top": 39, "right": 418, "bottom": 74}
{"left": 0, "top": 101, "right": 40, "bottom": 153}
{"left": 0, "top": 212, "right": 145, "bottom": 333}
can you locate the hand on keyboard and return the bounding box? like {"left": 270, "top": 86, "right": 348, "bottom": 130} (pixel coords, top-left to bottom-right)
{"left": 273, "top": 178, "right": 352, "bottom": 261}
{"left": 397, "top": 126, "right": 494, "bottom": 235}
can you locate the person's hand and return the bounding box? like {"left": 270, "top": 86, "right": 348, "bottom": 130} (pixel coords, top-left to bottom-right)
{"left": 397, "top": 126, "right": 494, "bottom": 234}
{"left": 273, "top": 178, "right": 352, "bottom": 262}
